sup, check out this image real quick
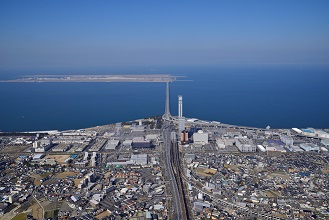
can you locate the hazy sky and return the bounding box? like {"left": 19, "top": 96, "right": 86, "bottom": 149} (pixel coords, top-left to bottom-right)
{"left": 1, "top": 0, "right": 329, "bottom": 71}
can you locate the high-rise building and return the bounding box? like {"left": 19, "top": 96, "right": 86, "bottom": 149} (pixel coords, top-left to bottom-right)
{"left": 178, "top": 95, "right": 185, "bottom": 131}
{"left": 178, "top": 95, "right": 183, "bottom": 118}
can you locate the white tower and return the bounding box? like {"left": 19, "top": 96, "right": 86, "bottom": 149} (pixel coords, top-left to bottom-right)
{"left": 178, "top": 95, "right": 185, "bottom": 131}
{"left": 178, "top": 95, "right": 183, "bottom": 118}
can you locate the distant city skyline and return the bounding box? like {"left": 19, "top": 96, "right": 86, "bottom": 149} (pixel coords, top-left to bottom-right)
{"left": 1, "top": 0, "right": 329, "bottom": 73}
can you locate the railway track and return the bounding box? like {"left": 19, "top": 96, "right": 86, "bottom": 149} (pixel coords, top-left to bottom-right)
{"left": 171, "top": 138, "right": 189, "bottom": 220}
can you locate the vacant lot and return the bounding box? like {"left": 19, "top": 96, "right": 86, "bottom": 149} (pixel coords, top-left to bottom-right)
{"left": 46, "top": 154, "right": 70, "bottom": 163}
{"left": 12, "top": 213, "right": 27, "bottom": 220}
{"left": 0, "top": 145, "right": 28, "bottom": 153}
{"left": 31, "top": 172, "right": 50, "bottom": 185}
{"left": 74, "top": 178, "right": 84, "bottom": 187}
{"left": 194, "top": 168, "right": 211, "bottom": 177}
{"left": 54, "top": 171, "right": 77, "bottom": 179}
{"left": 30, "top": 202, "right": 43, "bottom": 220}
{"left": 96, "top": 211, "right": 110, "bottom": 219}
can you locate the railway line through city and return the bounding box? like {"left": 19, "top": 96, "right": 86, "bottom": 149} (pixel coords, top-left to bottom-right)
{"left": 162, "top": 120, "right": 188, "bottom": 220}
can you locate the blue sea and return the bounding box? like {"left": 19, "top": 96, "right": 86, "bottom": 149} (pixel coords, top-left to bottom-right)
{"left": 0, "top": 64, "right": 329, "bottom": 132}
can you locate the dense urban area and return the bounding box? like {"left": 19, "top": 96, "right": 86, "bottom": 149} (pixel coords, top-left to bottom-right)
{"left": 0, "top": 115, "right": 329, "bottom": 220}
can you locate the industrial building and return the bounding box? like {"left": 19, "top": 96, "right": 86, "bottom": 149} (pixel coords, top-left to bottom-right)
{"left": 257, "top": 145, "right": 266, "bottom": 152}
{"left": 122, "top": 140, "right": 132, "bottom": 147}
{"left": 193, "top": 130, "right": 208, "bottom": 145}
{"left": 32, "top": 153, "right": 45, "bottom": 160}
{"left": 280, "top": 135, "right": 294, "bottom": 146}
{"left": 307, "top": 128, "right": 329, "bottom": 139}
{"left": 145, "top": 134, "right": 159, "bottom": 141}
{"left": 132, "top": 137, "right": 151, "bottom": 149}
{"left": 286, "top": 145, "right": 304, "bottom": 152}
{"left": 52, "top": 143, "right": 71, "bottom": 152}
{"left": 299, "top": 143, "right": 320, "bottom": 152}
{"left": 104, "top": 139, "right": 119, "bottom": 150}
{"left": 33, "top": 137, "right": 53, "bottom": 152}
{"left": 130, "top": 154, "right": 148, "bottom": 165}
{"left": 301, "top": 128, "right": 316, "bottom": 137}
{"left": 184, "top": 153, "right": 196, "bottom": 161}
{"left": 321, "top": 139, "right": 329, "bottom": 146}
{"left": 235, "top": 137, "right": 256, "bottom": 152}
{"left": 180, "top": 131, "right": 189, "bottom": 143}
{"left": 262, "top": 140, "right": 286, "bottom": 152}
{"left": 216, "top": 139, "right": 225, "bottom": 149}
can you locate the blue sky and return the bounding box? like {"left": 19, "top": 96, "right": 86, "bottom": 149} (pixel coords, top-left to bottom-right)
{"left": 1, "top": 0, "right": 329, "bottom": 71}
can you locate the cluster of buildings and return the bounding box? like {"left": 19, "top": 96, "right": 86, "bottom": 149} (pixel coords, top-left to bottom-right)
{"left": 1, "top": 112, "right": 329, "bottom": 219}
{"left": 180, "top": 123, "right": 329, "bottom": 155}
{"left": 0, "top": 118, "right": 169, "bottom": 219}
{"left": 178, "top": 122, "right": 329, "bottom": 219}
{"left": 182, "top": 151, "right": 329, "bottom": 219}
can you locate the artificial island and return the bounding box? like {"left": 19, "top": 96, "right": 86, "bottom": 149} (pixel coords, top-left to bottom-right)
{"left": 0, "top": 74, "right": 329, "bottom": 220}
{"left": 0, "top": 74, "right": 176, "bottom": 83}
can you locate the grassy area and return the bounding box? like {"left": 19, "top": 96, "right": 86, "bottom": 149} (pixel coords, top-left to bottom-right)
{"left": 46, "top": 154, "right": 70, "bottom": 163}
{"left": 32, "top": 174, "right": 42, "bottom": 186}
{"left": 12, "top": 213, "right": 27, "bottom": 220}
{"left": 194, "top": 168, "right": 212, "bottom": 177}
{"left": 44, "top": 210, "right": 59, "bottom": 219}
{"left": 225, "top": 164, "right": 241, "bottom": 172}
{"left": 40, "top": 172, "right": 52, "bottom": 178}
{"left": 30, "top": 201, "right": 42, "bottom": 219}
{"left": 54, "top": 171, "right": 77, "bottom": 179}
{"left": 265, "top": 190, "right": 277, "bottom": 198}
{"left": 0, "top": 145, "right": 28, "bottom": 153}
{"left": 11, "top": 177, "right": 18, "bottom": 183}
{"left": 74, "top": 178, "right": 83, "bottom": 187}
{"left": 3, "top": 169, "right": 13, "bottom": 174}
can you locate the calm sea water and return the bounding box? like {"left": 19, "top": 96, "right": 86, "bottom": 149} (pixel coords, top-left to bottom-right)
{"left": 0, "top": 65, "right": 328, "bottom": 131}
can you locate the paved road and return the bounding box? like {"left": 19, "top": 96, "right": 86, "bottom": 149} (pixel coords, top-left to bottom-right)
{"left": 162, "top": 121, "right": 184, "bottom": 220}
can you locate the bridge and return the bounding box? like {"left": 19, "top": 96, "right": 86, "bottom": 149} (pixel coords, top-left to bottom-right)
{"left": 0, "top": 74, "right": 176, "bottom": 83}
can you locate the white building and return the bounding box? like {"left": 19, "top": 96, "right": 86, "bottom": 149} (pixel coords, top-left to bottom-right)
{"left": 145, "top": 134, "right": 159, "bottom": 140}
{"left": 184, "top": 153, "right": 196, "bottom": 161}
{"left": 321, "top": 139, "right": 329, "bottom": 146}
{"left": 33, "top": 137, "right": 53, "bottom": 152}
{"left": 8, "top": 192, "right": 19, "bottom": 203}
{"left": 257, "top": 145, "right": 266, "bottom": 152}
{"left": 287, "top": 145, "right": 303, "bottom": 152}
{"left": 130, "top": 154, "right": 148, "bottom": 165}
{"left": 32, "top": 153, "right": 45, "bottom": 160}
{"left": 216, "top": 139, "right": 225, "bottom": 148}
{"left": 300, "top": 143, "right": 320, "bottom": 152}
{"left": 122, "top": 140, "right": 132, "bottom": 147}
{"left": 193, "top": 130, "right": 208, "bottom": 145}
{"left": 104, "top": 140, "right": 119, "bottom": 150}
{"left": 314, "top": 130, "right": 329, "bottom": 139}
{"left": 178, "top": 118, "right": 186, "bottom": 132}
{"left": 280, "top": 135, "right": 294, "bottom": 146}
{"left": 235, "top": 138, "right": 256, "bottom": 152}
{"left": 223, "top": 138, "right": 235, "bottom": 146}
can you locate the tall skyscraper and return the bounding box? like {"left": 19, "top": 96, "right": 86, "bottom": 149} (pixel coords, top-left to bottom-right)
{"left": 178, "top": 95, "right": 185, "bottom": 131}
{"left": 178, "top": 95, "right": 183, "bottom": 118}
